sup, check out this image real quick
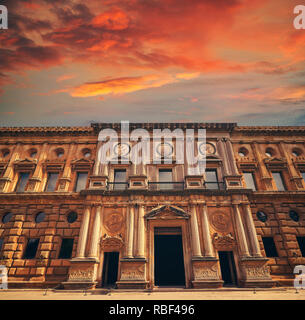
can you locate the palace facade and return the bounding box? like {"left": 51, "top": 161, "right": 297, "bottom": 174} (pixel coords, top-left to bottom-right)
{"left": 0, "top": 123, "right": 304, "bottom": 289}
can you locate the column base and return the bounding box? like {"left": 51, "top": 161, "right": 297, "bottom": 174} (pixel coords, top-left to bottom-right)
{"left": 238, "top": 257, "right": 275, "bottom": 288}
{"left": 117, "top": 258, "right": 147, "bottom": 289}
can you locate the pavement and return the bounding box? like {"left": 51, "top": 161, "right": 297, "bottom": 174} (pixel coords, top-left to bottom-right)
{"left": 0, "top": 287, "right": 304, "bottom": 300}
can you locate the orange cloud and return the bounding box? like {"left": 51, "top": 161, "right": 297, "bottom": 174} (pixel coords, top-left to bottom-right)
{"left": 69, "top": 74, "right": 175, "bottom": 97}
{"left": 91, "top": 7, "right": 129, "bottom": 30}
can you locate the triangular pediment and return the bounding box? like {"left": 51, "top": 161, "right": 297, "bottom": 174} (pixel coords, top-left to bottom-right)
{"left": 145, "top": 205, "right": 190, "bottom": 219}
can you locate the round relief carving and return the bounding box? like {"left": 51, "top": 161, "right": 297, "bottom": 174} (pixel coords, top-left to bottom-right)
{"left": 211, "top": 212, "right": 230, "bottom": 232}
{"left": 199, "top": 142, "right": 216, "bottom": 156}
{"left": 114, "top": 143, "right": 130, "bottom": 157}
{"left": 104, "top": 212, "right": 124, "bottom": 234}
{"left": 156, "top": 142, "right": 173, "bottom": 157}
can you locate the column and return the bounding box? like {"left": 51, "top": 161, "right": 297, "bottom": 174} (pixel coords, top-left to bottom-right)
{"left": 201, "top": 204, "right": 214, "bottom": 257}
{"left": 190, "top": 205, "right": 202, "bottom": 258}
{"left": 126, "top": 205, "right": 135, "bottom": 258}
{"left": 225, "top": 139, "right": 240, "bottom": 175}
{"left": 0, "top": 143, "right": 21, "bottom": 192}
{"left": 233, "top": 204, "right": 250, "bottom": 257}
{"left": 216, "top": 138, "right": 230, "bottom": 176}
{"left": 137, "top": 204, "right": 145, "bottom": 258}
{"left": 244, "top": 204, "right": 262, "bottom": 257}
{"left": 76, "top": 207, "right": 91, "bottom": 258}
{"left": 30, "top": 142, "right": 49, "bottom": 192}
{"left": 93, "top": 142, "right": 101, "bottom": 175}
{"left": 88, "top": 206, "right": 102, "bottom": 258}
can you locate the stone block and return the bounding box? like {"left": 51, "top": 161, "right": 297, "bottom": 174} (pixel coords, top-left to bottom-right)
{"left": 44, "top": 236, "right": 53, "bottom": 243}
{"left": 4, "top": 243, "right": 18, "bottom": 251}
{"left": 40, "top": 243, "right": 52, "bottom": 251}
{"left": 8, "top": 268, "right": 16, "bottom": 275}
{"left": 25, "top": 260, "right": 36, "bottom": 267}
{"left": 15, "top": 268, "right": 30, "bottom": 275}
{"left": 50, "top": 260, "right": 62, "bottom": 267}
{"left": 13, "top": 259, "right": 25, "bottom": 267}
{"left": 9, "top": 229, "right": 22, "bottom": 236}
{"left": 45, "top": 229, "right": 56, "bottom": 235}
{"left": 281, "top": 227, "right": 297, "bottom": 234}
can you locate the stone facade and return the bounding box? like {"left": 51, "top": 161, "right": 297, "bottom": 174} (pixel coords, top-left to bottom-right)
{"left": 0, "top": 123, "right": 304, "bottom": 289}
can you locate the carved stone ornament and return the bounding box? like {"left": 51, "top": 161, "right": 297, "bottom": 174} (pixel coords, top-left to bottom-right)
{"left": 244, "top": 265, "right": 271, "bottom": 280}
{"left": 193, "top": 264, "right": 219, "bottom": 280}
{"left": 100, "top": 234, "right": 124, "bottom": 249}
{"left": 212, "top": 232, "right": 236, "bottom": 249}
{"left": 68, "top": 269, "right": 94, "bottom": 282}
{"left": 120, "top": 264, "right": 145, "bottom": 281}
{"left": 210, "top": 212, "right": 230, "bottom": 233}
{"left": 104, "top": 212, "right": 124, "bottom": 234}
{"left": 145, "top": 205, "right": 190, "bottom": 220}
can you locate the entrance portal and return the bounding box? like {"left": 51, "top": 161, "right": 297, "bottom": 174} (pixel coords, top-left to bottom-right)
{"left": 154, "top": 227, "right": 185, "bottom": 286}
{"left": 218, "top": 251, "right": 237, "bottom": 286}
{"left": 102, "top": 252, "right": 119, "bottom": 288}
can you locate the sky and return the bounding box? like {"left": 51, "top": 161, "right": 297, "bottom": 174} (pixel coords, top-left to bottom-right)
{"left": 0, "top": 0, "right": 305, "bottom": 126}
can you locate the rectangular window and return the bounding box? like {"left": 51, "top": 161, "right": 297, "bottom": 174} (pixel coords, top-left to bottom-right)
{"left": 205, "top": 169, "right": 219, "bottom": 189}
{"left": 158, "top": 169, "right": 173, "bottom": 190}
{"left": 45, "top": 172, "right": 59, "bottom": 192}
{"left": 272, "top": 172, "right": 286, "bottom": 191}
{"left": 74, "top": 172, "right": 88, "bottom": 192}
{"left": 262, "top": 237, "right": 278, "bottom": 257}
{"left": 297, "top": 237, "right": 305, "bottom": 257}
{"left": 23, "top": 238, "right": 39, "bottom": 259}
{"left": 15, "top": 172, "right": 30, "bottom": 192}
{"left": 301, "top": 172, "right": 305, "bottom": 182}
{"left": 0, "top": 238, "right": 3, "bottom": 253}
{"left": 58, "top": 238, "right": 74, "bottom": 259}
{"left": 113, "top": 169, "right": 127, "bottom": 190}
{"left": 243, "top": 172, "right": 256, "bottom": 191}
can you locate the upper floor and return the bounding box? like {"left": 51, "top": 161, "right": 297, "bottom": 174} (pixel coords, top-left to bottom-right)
{"left": 0, "top": 123, "right": 304, "bottom": 194}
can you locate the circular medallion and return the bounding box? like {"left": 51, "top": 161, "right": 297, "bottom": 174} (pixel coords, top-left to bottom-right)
{"left": 156, "top": 142, "right": 173, "bottom": 157}
{"left": 114, "top": 143, "right": 130, "bottom": 157}
{"left": 104, "top": 213, "right": 124, "bottom": 234}
{"left": 211, "top": 212, "right": 230, "bottom": 232}
{"left": 199, "top": 142, "right": 215, "bottom": 156}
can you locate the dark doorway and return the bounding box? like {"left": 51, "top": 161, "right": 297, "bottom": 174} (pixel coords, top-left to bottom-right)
{"left": 218, "top": 251, "right": 237, "bottom": 286}
{"left": 102, "top": 252, "right": 119, "bottom": 288}
{"left": 154, "top": 228, "right": 185, "bottom": 286}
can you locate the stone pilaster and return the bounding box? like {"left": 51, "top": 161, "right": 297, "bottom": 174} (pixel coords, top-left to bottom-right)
{"left": 233, "top": 204, "right": 250, "bottom": 257}
{"left": 136, "top": 204, "right": 146, "bottom": 259}
{"left": 201, "top": 204, "right": 214, "bottom": 257}
{"left": 190, "top": 204, "right": 202, "bottom": 258}
{"left": 0, "top": 143, "right": 21, "bottom": 192}
{"left": 243, "top": 204, "right": 262, "bottom": 257}
{"left": 88, "top": 206, "right": 102, "bottom": 258}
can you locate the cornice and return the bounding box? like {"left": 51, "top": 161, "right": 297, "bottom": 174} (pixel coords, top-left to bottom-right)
{"left": 233, "top": 126, "right": 305, "bottom": 136}
{"left": 0, "top": 126, "right": 94, "bottom": 137}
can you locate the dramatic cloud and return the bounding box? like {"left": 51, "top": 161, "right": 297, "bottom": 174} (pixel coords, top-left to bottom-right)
{"left": 0, "top": 0, "right": 304, "bottom": 125}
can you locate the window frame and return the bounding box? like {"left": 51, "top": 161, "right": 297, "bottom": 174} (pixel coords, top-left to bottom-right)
{"left": 58, "top": 238, "right": 74, "bottom": 259}
{"left": 15, "top": 171, "right": 31, "bottom": 192}
{"left": 23, "top": 238, "right": 40, "bottom": 259}
{"left": 242, "top": 171, "right": 257, "bottom": 191}
{"left": 262, "top": 236, "right": 279, "bottom": 257}
{"left": 74, "top": 171, "right": 89, "bottom": 192}
{"left": 45, "top": 171, "right": 60, "bottom": 192}
{"left": 271, "top": 171, "right": 286, "bottom": 191}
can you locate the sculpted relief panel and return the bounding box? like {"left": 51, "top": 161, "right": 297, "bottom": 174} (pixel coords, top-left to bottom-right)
{"left": 104, "top": 212, "right": 124, "bottom": 235}
{"left": 210, "top": 211, "right": 231, "bottom": 233}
